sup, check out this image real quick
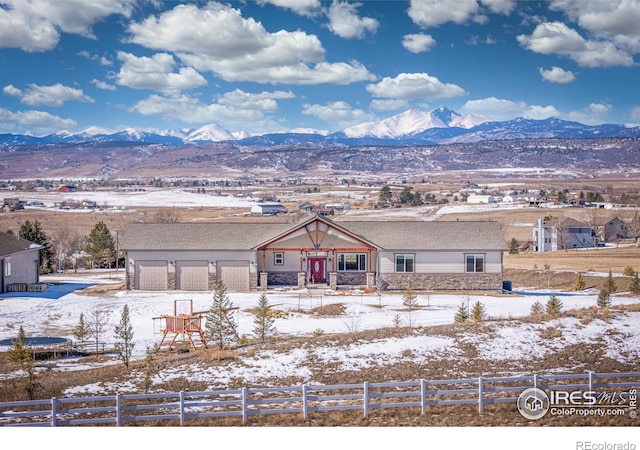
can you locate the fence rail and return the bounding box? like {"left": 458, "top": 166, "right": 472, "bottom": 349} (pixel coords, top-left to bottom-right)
{"left": 1, "top": 371, "right": 638, "bottom": 426}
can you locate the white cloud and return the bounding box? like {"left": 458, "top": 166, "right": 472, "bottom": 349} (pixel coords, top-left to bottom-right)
{"left": 517, "top": 21, "right": 635, "bottom": 67}
{"left": 480, "top": 0, "right": 517, "bottom": 15}
{"left": 538, "top": 66, "right": 576, "bottom": 83}
{"left": 91, "top": 79, "right": 116, "bottom": 91}
{"left": 302, "top": 101, "right": 374, "bottom": 128}
{"left": 131, "top": 89, "right": 294, "bottom": 132}
{"left": 407, "top": 0, "right": 481, "bottom": 28}
{"left": 256, "top": 0, "right": 321, "bottom": 17}
{"left": 366, "top": 73, "right": 467, "bottom": 101}
{"left": 370, "top": 99, "right": 410, "bottom": 112}
{"left": 402, "top": 33, "right": 437, "bottom": 53}
{"left": 115, "top": 52, "right": 207, "bottom": 93}
{"left": 460, "top": 97, "right": 559, "bottom": 120}
{"left": 550, "top": 0, "right": 640, "bottom": 52}
{"left": 127, "top": 2, "right": 374, "bottom": 85}
{"left": 3, "top": 83, "right": 94, "bottom": 107}
{"left": 3, "top": 84, "right": 22, "bottom": 97}
{"left": 564, "top": 103, "right": 613, "bottom": 124}
{"left": 0, "top": 107, "right": 76, "bottom": 131}
{"left": 0, "top": 0, "right": 136, "bottom": 52}
{"left": 326, "top": 1, "right": 379, "bottom": 39}
{"left": 78, "top": 50, "right": 113, "bottom": 66}
{"left": 632, "top": 106, "right": 640, "bottom": 121}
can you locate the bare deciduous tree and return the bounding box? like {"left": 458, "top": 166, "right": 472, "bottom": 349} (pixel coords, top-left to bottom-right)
{"left": 88, "top": 305, "right": 110, "bottom": 357}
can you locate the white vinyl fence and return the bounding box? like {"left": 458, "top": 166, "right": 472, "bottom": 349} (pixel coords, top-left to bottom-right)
{"left": 1, "top": 371, "right": 638, "bottom": 426}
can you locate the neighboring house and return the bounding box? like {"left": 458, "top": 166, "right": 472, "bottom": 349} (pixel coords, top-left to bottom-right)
{"left": 533, "top": 217, "right": 597, "bottom": 252}
{"left": 0, "top": 232, "right": 42, "bottom": 294}
{"left": 120, "top": 216, "right": 507, "bottom": 293}
{"left": 594, "top": 217, "right": 629, "bottom": 242}
{"left": 250, "top": 202, "right": 289, "bottom": 215}
{"left": 466, "top": 195, "right": 495, "bottom": 204}
{"left": 298, "top": 202, "right": 316, "bottom": 212}
{"left": 58, "top": 185, "right": 77, "bottom": 193}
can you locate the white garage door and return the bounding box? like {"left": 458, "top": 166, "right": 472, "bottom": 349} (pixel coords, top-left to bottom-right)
{"left": 136, "top": 261, "right": 168, "bottom": 290}
{"left": 176, "top": 261, "right": 209, "bottom": 291}
{"left": 217, "top": 260, "right": 250, "bottom": 292}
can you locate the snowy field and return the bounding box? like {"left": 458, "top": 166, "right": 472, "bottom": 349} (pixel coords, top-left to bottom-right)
{"left": 1, "top": 271, "right": 639, "bottom": 384}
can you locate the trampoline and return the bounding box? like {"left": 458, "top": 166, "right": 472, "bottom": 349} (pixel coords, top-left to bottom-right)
{"left": 0, "top": 336, "right": 72, "bottom": 360}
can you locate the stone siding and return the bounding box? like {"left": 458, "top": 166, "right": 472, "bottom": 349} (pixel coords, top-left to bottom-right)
{"left": 337, "top": 272, "right": 367, "bottom": 286}
{"left": 378, "top": 273, "right": 503, "bottom": 291}
{"left": 266, "top": 271, "right": 298, "bottom": 287}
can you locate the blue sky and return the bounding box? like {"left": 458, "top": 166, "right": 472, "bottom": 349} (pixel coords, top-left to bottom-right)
{"left": 1, "top": 0, "right": 640, "bottom": 136}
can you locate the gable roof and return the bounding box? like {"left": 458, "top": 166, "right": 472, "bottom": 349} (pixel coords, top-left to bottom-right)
{"left": 544, "top": 217, "right": 590, "bottom": 229}
{"left": 0, "top": 232, "right": 41, "bottom": 257}
{"left": 120, "top": 218, "right": 506, "bottom": 252}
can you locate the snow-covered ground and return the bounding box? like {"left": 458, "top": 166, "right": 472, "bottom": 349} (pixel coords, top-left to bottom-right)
{"left": 1, "top": 271, "right": 639, "bottom": 382}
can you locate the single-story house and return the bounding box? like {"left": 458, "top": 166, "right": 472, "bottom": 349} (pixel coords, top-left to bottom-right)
{"left": 58, "top": 185, "right": 77, "bottom": 193}
{"left": 466, "top": 195, "right": 495, "bottom": 204}
{"left": 250, "top": 202, "right": 289, "bottom": 215}
{"left": 0, "top": 232, "right": 42, "bottom": 294}
{"left": 120, "top": 216, "right": 507, "bottom": 292}
{"left": 533, "top": 217, "right": 597, "bottom": 252}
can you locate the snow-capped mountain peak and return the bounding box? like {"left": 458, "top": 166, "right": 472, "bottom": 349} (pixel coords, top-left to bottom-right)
{"left": 185, "top": 123, "right": 236, "bottom": 142}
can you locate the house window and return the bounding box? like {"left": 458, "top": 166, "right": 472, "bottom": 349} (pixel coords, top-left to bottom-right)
{"left": 466, "top": 254, "right": 485, "bottom": 273}
{"left": 4, "top": 256, "right": 11, "bottom": 277}
{"left": 395, "top": 254, "right": 414, "bottom": 273}
{"left": 274, "top": 252, "right": 284, "bottom": 265}
{"left": 338, "top": 253, "right": 366, "bottom": 271}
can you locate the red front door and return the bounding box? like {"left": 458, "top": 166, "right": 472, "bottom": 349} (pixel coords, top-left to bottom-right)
{"left": 308, "top": 257, "right": 326, "bottom": 283}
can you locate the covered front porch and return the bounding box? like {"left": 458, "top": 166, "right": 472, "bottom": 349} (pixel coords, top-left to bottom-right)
{"left": 255, "top": 216, "right": 379, "bottom": 291}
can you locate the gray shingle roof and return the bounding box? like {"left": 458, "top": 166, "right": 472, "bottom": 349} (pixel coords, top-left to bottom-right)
{"left": 338, "top": 220, "right": 507, "bottom": 250}
{"left": 119, "top": 222, "right": 295, "bottom": 250}
{"left": 120, "top": 219, "right": 507, "bottom": 251}
{"left": 0, "top": 232, "right": 40, "bottom": 257}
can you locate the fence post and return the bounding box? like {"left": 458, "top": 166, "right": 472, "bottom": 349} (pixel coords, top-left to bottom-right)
{"left": 51, "top": 397, "right": 57, "bottom": 427}
{"left": 116, "top": 393, "right": 122, "bottom": 427}
{"left": 302, "top": 385, "right": 309, "bottom": 420}
{"left": 180, "top": 391, "right": 186, "bottom": 426}
{"left": 478, "top": 377, "right": 484, "bottom": 414}
{"left": 242, "top": 387, "right": 248, "bottom": 424}
{"left": 533, "top": 373, "right": 539, "bottom": 390}
{"left": 588, "top": 371, "right": 595, "bottom": 393}
{"left": 363, "top": 382, "right": 369, "bottom": 418}
{"left": 420, "top": 379, "right": 427, "bottom": 415}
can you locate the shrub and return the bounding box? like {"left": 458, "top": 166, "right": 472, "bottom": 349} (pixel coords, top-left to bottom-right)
{"left": 623, "top": 266, "right": 636, "bottom": 277}
{"left": 545, "top": 295, "right": 563, "bottom": 317}
{"left": 470, "top": 301, "right": 486, "bottom": 323}
{"left": 573, "top": 273, "right": 585, "bottom": 291}
{"left": 530, "top": 300, "right": 544, "bottom": 319}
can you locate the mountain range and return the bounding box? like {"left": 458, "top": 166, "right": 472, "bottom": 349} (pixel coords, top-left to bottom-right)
{"left": 2, "top": 107, "right": 640, "bottom": 148}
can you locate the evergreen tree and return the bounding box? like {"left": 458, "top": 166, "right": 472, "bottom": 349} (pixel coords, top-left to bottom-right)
{"left": 8, "top": 326, "right": 32, "bottom": 370}
{"left": 597, "top": 288, "right": 612, "bottom": 308}
{"left": 18, "top": 219, "right": 55, "bottom": 273}
{"left": 545, "top": 294, "right": 563, "bottom": 317}
{"left": 470, "top": 300, "right": 486, "bottom": 323}
{"left": 84, "top": 221, "right": 116, "bottom": 268}
{"left": 72, "top": 312, "right": 89, "bottom": 342}
{"left": 454, "top": 302, "right": 469, "bottom": 323}
{"left": 252, "top": 292, "right": 276, "bottom": 342}
{"left": 399, "top": 186, "right": 414, "bottom": 204}
{"left": 602, "top": 269, "right": 617, "bottom": 295}
{"left": 402, "top": 282, "right": 419, "bottom": 327}
{"left": 574, "top": 272, "right": 586, "bottom": 291}
{"left": 630, "top": 272, "right": 640, "bottom": 296}
{"left": 378, "top": 185, "right": 392, "bottom": 204}
{"left": 142, "top": 345, "right": 158, "bottom": 393}
{"left": 205, "top": 281, "right": 239, "bottom": 349}
{"left": 530, "top": 300, "right": 544, "bottom": 319}
{"left": 410, "top": 191, "right": 423, "bottom": 206}
{"left": 113, "top": 304, "right": 135, "bottom": 368}
{"left": 508, "top": 238, "right": 519, "bottom": 254}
